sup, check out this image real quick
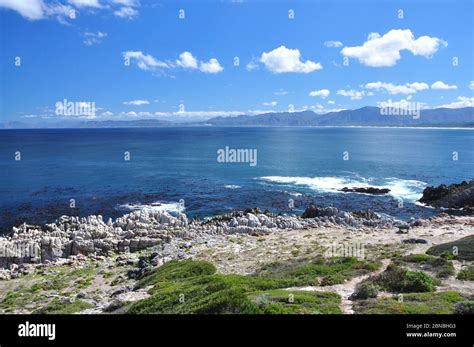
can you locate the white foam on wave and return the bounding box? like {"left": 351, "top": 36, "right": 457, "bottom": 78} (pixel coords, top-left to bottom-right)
{"left": 285, "top": 191, "right": 303, "bottom": 197}
{"left": 259, "top": 176, "right": 427, "bottom": 202}
{"left": 118, "top": 201, "right": 185, "bottom": 214}
{"left": 225, "top": 185, "right": 242, "bottom": 189}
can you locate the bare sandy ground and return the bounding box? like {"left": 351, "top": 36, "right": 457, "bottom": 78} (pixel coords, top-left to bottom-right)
{"left": 194, "top": 215, "right": 474, "bottom": 275}
{"left": 192, "top": 215, "right": 474, "bottom": 314}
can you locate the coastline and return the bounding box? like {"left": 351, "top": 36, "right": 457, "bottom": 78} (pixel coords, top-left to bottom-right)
{"left": 0, "top": 207, "right": 473, "bottom": 314}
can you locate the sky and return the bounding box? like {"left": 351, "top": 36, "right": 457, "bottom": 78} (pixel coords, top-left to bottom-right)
{"left": 0, "top": 0, "right": 473, "bottom": 125}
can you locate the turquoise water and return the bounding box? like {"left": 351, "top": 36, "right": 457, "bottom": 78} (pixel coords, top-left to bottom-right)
{"left": 0, "top": 127, "right": 473, "bottom": 231}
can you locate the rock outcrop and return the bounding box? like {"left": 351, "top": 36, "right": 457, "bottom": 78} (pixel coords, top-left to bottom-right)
{"left": 419, "top": 180, "right": 474, "bottom": 211}
{"left": 0, "top": 205, "right": 403, "bottom": 270}
{"left": 0, "top": 210, "right": 188, "bottom": 268}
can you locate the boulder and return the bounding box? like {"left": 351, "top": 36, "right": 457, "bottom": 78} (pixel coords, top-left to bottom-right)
{"left": 301, "top": 205, "right": 338, "bottom": 219}
{"left": 339, "top": 187, "right": 390, "bottom": 195}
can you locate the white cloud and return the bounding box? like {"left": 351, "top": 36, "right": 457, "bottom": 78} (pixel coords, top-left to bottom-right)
{"left": 177, "top": 52, "right": 223, "bottom": 73}
{"left": 123, "top": 51, "right": 170, "bottom": 70}
{"left": 311, "top": 104, "right": 346, "bottom": 114}
{"left": 431, "top": 81, "right": 457, "bottom": 90}
{"left": 123, "top": 51, "right": 223, "bottom": 74}
{"left": 110, "top": 0, "right": 138, "bottom": 5}
{"left": 263, "top": 101, "right": 277, "bottom": 106}
{"left": 324, "top": 40, "right": 343, "bottom": 48}
{"left": 0, "top": 0, "right": 75, "bottom": 21}
{"left": 245, "top": 58, "right": 259, "bottom": 71}
{"left": 137, "top": 111, "right": 151, "bottom": 116}
{"left": 83, "top": 31, "right": 107, "bottom": 45}
{"left": 68, "top": 0, "right": 102, "bottom": 8}
{"left": 114, "top": 6, "right": 138, "bottom": 18}
{"left": 123, "top": 99, "right": 150, "bottom": 105}
{"left": 0, "top": 0, "right": 44, "bottom": 20}
{"left": 327, "top": 100, "right": 335, "bottom": 105}
{"left": 199, "top": 58, "right": 224, "bottom": 73}
{"left": 176, "top": 51, "right": 198, "bottom": 69}
{"left": 309, "top": 89, "right": 330, "bottom": 98}
{"left": 365, "top": 81, "right": 429, "bottom": 94}
{"left": 437, "top": 96, "right": 474, "bottom": 109}
{"left": 153, "top": 110, "right": 257, "bottom": 118}
{"left": 260, "top": 45, "right": 322, "bottom": 73}
{"left": 101, "top": 111, "right": 114, "bottom": 116}
{"left": 0, "top": 0, "right": 139, "bottom": 21}
{"left": 336, "top": 89, "right": 365, "bottom": 100}
{"left": 470, "top": 81, "right": 474, "bottom": 90}
{"left": 274, "top": 89, "right": 288, "bottom": 96}
{"left": 341, "top": 29, "right": 447, "bottom": 67}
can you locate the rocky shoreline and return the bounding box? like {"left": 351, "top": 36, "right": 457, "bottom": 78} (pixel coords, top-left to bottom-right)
{"left": 0, "top": 205, "right": 413, "bottom": 274}
{"left": 0, "top": 202, "right": 473, "bottom": 314}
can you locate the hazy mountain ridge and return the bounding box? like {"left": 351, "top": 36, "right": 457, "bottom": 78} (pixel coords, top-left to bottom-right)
{"left": 1, "top": 107, "right": 473, "bottom": 129}
{"left": 205, "top": 107, "right": 474, "bottom": 127}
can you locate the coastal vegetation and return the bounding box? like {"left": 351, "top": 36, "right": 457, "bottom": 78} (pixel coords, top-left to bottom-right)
{"left": 128, "top": 260, "right": 342, "bottom": 314}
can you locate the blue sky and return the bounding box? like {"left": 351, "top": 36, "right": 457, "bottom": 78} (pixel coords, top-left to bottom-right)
{"left": 0, "top": 0, "right": 473, "bottom": 124}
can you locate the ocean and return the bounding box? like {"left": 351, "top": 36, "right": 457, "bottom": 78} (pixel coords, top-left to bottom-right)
{"left": 1, "top": 127, "right": 473, "bottom": 232}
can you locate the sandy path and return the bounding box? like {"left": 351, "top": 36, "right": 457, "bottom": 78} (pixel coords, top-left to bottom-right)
{"left": 284, "top": 259, "right": 391, "bottom": 314}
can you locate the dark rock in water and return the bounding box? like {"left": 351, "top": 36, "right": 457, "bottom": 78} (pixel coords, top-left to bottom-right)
{"left": 402, "top": 238, "right": 428, "bottom": 244}
{"left": 419, "top": 180, "right": 474, "bottom": 211}
{"left": 301, "top": 205, "right": 338, "bottom": 218}
{"left": 339, "top": 187, "right": 390, "bottom": 195}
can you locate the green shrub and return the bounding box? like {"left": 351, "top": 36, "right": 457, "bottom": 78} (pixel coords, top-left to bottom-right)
{"left": 427, "top": 236, "right": 474, "bottom": 260}
{"left": 453, "top": 301, "right": 474, "bottom": 314}
{"left": 350, "top": 282, "right": 379, "bottom": 300}
{"left": 35, "top": 298, "right": 94, "bottom": 314}
{"left": 320, "top": 274, "right": 345, "bottom": 286}
{"left": 398, "top": 254, "right": 455, "bottom": 278}
{"left": 373, "top": 264, "right": 435, "bottom": 293}
{"left": 128, "top": 260, "right": 342, "bottom": 314}
{"left": 249, "top": 290, "right": 341, "bottom": 314}
{"left": 404, "top": 271, "right": 435, "bottom": 292}
{"left": 456, "top": 265, "right": 474, "bottom": 281}
{"left": 354, "top": 291, "right": 464, "bottom": 314}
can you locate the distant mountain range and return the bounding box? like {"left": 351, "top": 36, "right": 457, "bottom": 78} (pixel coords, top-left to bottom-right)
{"left": 2, "top": 106, "right": 473, "bottom": 129}
{"left": 203, "top": 106, "right": 474, "bottom": 127}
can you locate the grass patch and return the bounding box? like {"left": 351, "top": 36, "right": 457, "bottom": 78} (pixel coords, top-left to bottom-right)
{"left": 257, "top": 257, "right": 381, "bottom": 286}
{"left": 0, "top": 290, "right": 36, "bottom": 312}
{"left": 30, "top": 264, "right": 98, "bottom": 292}
{"left": 427, "top": 235, "right": 474, "bottom": 260}
{"left": 0, "top": 263, "right": 99, "bottom": 312}
{"left": 128, "top": 260, "right": 342, "bottom": 314}
{"left": 396, "top": 254, "right": 455, "bottom": 278}
{"left": 35, "top": 298, "right": 94, "bottom": 314}
{"left": 249, "top": 290, "right": 341, "bottom": 314}
{"left": 354, "top": 291, "right": 465, "bottom": 314}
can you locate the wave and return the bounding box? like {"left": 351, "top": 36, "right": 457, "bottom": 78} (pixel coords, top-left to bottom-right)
{"left": 117, "top": 201, "right": 185, "bottom": 214}
{"left": 225, "top": 185, "right": 242, "bottom": 189}
{"left": 259, "top": 176, "right": 427, "bottom": 202}
{"left": 285, "top": 191, "right": 303, "bottom": 197}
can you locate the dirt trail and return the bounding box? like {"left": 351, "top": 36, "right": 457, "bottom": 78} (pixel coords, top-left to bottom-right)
{"left": 284, "top": 259, "right": 391, "bottom": 314}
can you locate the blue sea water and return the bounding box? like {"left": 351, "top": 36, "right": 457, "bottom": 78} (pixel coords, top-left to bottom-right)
{"left": 0, "top": 127, "right": 473, "bottom": 232}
